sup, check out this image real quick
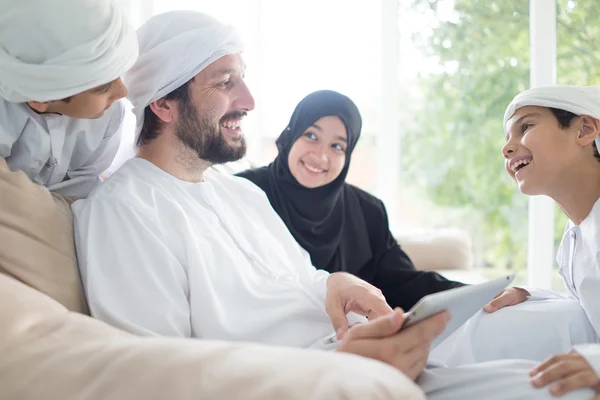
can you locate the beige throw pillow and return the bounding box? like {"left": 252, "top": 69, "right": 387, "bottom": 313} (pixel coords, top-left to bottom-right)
{"left": 0, "top": 157, "right": 88, "bottom": 314}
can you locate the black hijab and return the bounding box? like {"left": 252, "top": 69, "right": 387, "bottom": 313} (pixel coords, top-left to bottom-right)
{"left": 238, "top": 90, "right": 372, "bottom": 271}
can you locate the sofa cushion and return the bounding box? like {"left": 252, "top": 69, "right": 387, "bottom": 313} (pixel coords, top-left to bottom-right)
{"left": 0, "top": 272, "right": 424, "bottom": 400}
{"left": 0, "top": 157, "right": 88, "bottom": 314}
{"left": 395, "top": 228, "right": 474, "bottom": 272}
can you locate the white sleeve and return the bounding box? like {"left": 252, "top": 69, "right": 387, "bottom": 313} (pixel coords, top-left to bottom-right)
{"left": 255, "top": 182, "right": 332, "bottom": 302}
{"left": 292, "top": 239, "right": 330, "bottom": 302}
{"left": 0, "top": 110, "right": 20, "bottom": 159}
{"left": 312, "top": 268, "right": 330, "bottom": 302}
{"left": 73, "top": 197, "right": 192, "bottom": 338}
{"left": 297, "top": 243, "right": 367, "bottom": 327}
{"left": 247, "top": 180, "right": 367, "bottom": 326}
{"left": 574, "top": 344, "right": 600, "bottom": 378}
{"left": 51, "top": 103, "right": 124, "bottom": 198}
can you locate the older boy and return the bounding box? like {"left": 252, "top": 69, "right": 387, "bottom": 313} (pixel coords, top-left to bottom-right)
{"left": 0, "top": 0, "right": 138, "bottom": 197}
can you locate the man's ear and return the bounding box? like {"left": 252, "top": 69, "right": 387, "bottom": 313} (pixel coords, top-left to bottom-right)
{"left": 26, "top": 101, "right": 50, "bottom": 113}
{"left": 149, "top": 98, "right": 174, "bottom": 123}
{"left": 576, "top": 115, "right": 600, "bottom": 147}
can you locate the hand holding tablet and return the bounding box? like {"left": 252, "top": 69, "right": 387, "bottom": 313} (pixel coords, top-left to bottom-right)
{"left": 336, "top": 275, "right": 514, "bottom": 378}
{"left": 337, "top": 307, "right": 450, "bottom": 380}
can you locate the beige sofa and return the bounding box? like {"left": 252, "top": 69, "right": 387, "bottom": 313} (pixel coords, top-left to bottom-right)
{"left": 0, "top": 157, "right": 425, "bottom": 400}
{"left": 395, "top": 229, "right": 487, "bottom": 284}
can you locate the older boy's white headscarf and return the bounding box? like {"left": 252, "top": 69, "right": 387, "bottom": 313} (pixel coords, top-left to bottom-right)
{"left": 124, "top": 11, "right": 244, "bottom": 143}
{"left": 0, "top": 0, "right": 138, "bottom": 103}
{"left": 504, "top": 85, "right": 600, "bottom": 149}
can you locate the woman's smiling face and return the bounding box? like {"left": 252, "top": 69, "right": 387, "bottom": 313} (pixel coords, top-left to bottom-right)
{"left": 287, "top": 115, "right": 348, "bottom": 188}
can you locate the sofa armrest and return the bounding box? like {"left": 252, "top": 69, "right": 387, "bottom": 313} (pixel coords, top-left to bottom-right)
{"left": 0, "top": 273, "right": 425, "bottom": 400}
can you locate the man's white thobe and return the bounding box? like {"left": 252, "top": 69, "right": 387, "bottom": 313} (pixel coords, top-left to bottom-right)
{"left": 73, "top": 158, "right": 346, "bottom": 349}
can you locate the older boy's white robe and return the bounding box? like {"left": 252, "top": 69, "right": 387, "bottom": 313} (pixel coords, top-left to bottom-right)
{"left": 0, "top": 98, "right": 124, "bottom": 197}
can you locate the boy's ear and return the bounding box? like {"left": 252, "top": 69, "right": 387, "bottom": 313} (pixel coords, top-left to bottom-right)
{"left": 577, "top": 115, "right": 600, "bottom": 147}
{"left": 149, "top": 98, "right": 174, "bottom": 124}
{"left": 26, "top": 101, "right": 50, "bottom": 113}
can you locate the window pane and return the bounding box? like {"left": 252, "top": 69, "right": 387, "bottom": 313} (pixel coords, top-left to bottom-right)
{"left": 398, "top": 0, "right": 530, "bottom": 285}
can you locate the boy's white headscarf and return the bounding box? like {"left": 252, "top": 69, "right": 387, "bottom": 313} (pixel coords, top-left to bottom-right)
{"left": 504, "top": 85, "right": 600, "bottom": 149}
{"left": 124, "top": 11, "right": 244, "bottom": 143}
{"left": 0, "top": 0, "right": 138, "bottom": 103}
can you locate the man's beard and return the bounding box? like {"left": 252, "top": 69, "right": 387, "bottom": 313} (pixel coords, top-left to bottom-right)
{"left": 174, "top": 99, "right": 247, "bottom": 165}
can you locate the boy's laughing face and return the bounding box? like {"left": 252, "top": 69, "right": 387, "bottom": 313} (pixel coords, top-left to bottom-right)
{"left": 502, "top": 106, "right": 588, "bottom": 196}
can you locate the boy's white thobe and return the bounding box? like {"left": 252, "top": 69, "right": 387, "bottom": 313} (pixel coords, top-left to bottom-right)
{"left": 0, "top": 99, "right": 125, "bottom": 197}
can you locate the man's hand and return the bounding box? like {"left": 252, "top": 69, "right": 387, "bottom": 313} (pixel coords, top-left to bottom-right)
{"left": 483, "top": 287, "right": 530, "bottom": 313}
{"left": 337, "top": 308, "right": 450, "bottom": 380}
{"left": 326, "top": 272, "right": 393, "bottom": 339}
{"left": 530, "top": 352, "right": 600, "bottom": 397}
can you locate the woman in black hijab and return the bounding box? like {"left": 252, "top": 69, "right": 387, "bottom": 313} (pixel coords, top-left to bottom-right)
{"left": 237, "top": 90, "right": 464, "bottom": 310}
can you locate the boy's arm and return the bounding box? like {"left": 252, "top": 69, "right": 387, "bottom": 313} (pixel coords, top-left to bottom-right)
{"left": 73, "top": 197, "right": 192, "bottom": 338}
{"left": 0, "top": 111, "right": 21, "bottom": 159}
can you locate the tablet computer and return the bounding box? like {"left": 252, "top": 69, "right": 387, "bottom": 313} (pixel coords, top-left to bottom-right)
{"left": 402, "top": 274, "right": 515, "bottom": 349}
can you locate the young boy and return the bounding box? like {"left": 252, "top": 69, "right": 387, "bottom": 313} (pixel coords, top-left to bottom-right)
{"left": 497, "top": 85, "right": 600, "bottom": 398}
{"left": 435, "top": 85, "right": 600, "bottom": 396}
{"left": 0, "top": 0, "right": 138, "bottom": 197}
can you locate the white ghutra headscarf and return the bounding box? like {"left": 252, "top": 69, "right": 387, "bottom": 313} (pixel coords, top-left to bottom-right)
{"left": 124, "top": 11, "right": 244, "bottom": 143}
{"left": 504, "top": 85, "right": 600, "bottom": 149}
{"left": 0, "top": 0, "right": 138, "bottom": 103}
